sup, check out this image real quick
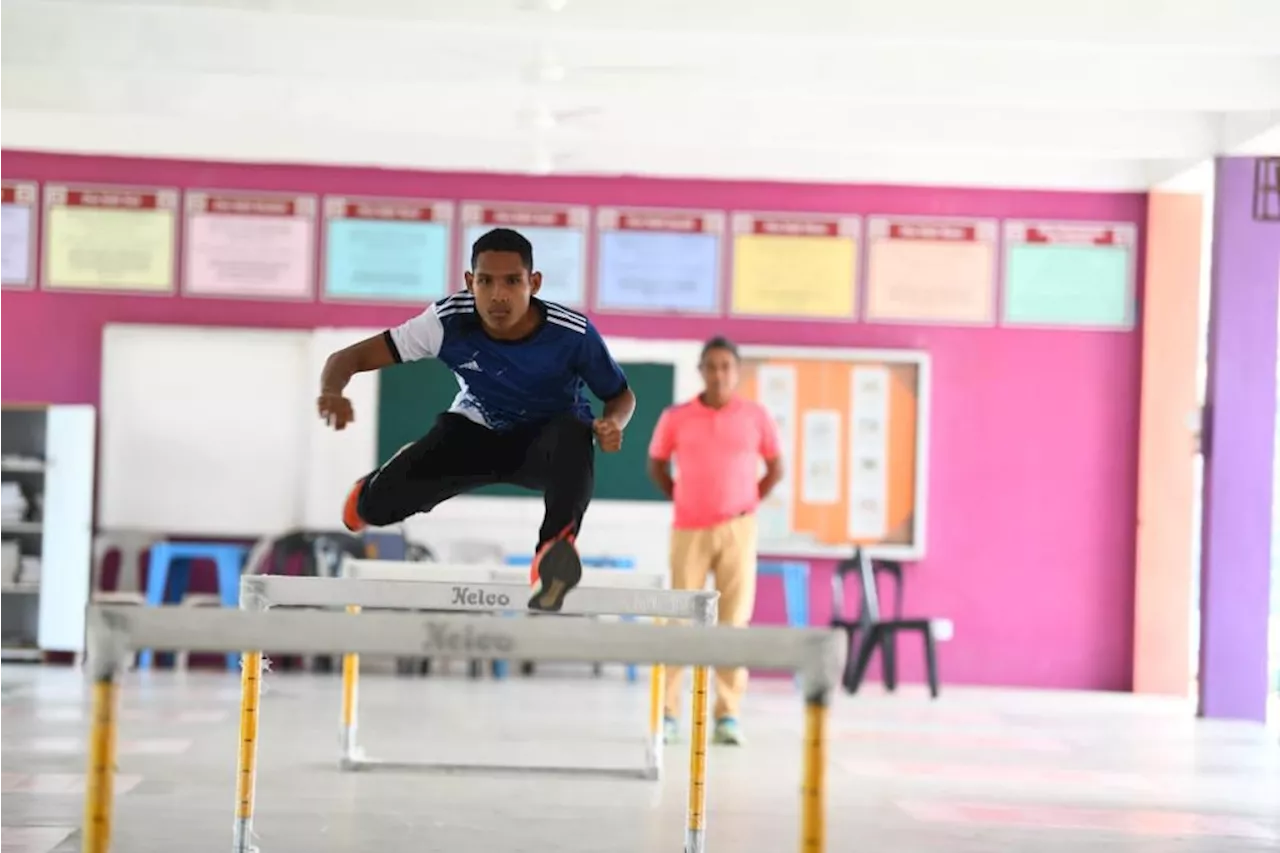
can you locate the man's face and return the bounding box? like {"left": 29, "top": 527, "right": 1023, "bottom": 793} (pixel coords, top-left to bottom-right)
{"left": 699, "top": 347, "right": 739, "bottom": 397}
{"left": 465, "top": 251, "right": 541, "bottom": 332}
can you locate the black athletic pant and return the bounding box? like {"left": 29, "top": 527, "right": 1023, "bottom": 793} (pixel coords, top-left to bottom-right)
{"left": 356, "top": 412, "right": 595, "bottom": 552}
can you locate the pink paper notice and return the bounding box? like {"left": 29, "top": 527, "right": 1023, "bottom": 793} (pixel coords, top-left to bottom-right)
{"left": 184, "top": 192, "right": 315, "bottom": 299}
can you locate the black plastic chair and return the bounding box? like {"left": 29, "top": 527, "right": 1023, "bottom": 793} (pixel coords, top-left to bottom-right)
{"left": 254, "top": 531, "right": 367, "bottom": 673}
{"left": 829, "top": 547, "right": 941, "bottom": 698}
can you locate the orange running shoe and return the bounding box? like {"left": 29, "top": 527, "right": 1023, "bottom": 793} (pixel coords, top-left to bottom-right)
{"left": 527, "top": 525, "right": 582, "bottom": 613}
{"left": 342, "top": 477, "right": 367, "bottom": 533}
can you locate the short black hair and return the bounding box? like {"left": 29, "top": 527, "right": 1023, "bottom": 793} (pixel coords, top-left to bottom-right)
{"left": 470, "top": 227, "right": 534, "bottom": 271}
{"left": 700, "top": 335, "right": 739, "bottom": 362}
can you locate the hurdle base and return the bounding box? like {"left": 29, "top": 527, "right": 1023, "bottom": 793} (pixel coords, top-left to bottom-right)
{"left": 340, "top": 754, "right": 660, "bottom": 781}
{"left": 645, "top": 742, "right": 663, "bottom": 779}
{"left": 232, "top": 818, "right": 260, "bottom": 853}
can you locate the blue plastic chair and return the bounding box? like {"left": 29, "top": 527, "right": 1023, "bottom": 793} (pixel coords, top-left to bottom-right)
{"left": 361, "top": 530, "right": 405, "bottom": 560}
{"left": 138, "top": 541, "right": 249, "bottom": 671}
{"left": 758, "top": 560, "right": 811, "bottom": 628}
{"left": 504, "top": 554, "right": 639, "bottom": 682}
{"left": 503, "top": 555, "right": 638, "bottom": 570}
{"left": 759, "top": 560, "right": 810, "bottom": 686}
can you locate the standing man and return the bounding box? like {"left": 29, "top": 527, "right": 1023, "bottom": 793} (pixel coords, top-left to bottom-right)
{"left": 647, "top": 336, "right": 783, "bottom": 745}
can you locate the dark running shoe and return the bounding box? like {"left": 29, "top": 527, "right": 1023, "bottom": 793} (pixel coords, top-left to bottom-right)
{"left": 342, "top": 476, "right": 368, "bottom": 533}
{"left": 527, "top": 529, "right": 582, "bottom": 613}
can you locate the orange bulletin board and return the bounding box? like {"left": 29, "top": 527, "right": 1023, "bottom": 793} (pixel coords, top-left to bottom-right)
{"left": 737, "top": 346, "right": 930, "bottom": 559}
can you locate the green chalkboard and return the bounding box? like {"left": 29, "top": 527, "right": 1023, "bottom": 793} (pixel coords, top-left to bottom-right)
{"left": 376, "top": 359, "right": 674, "bottom": 502}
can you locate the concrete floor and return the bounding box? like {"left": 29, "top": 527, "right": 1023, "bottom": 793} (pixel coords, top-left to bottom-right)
{"left": 3, "top": 660, "right": 1279, "bottom": 852}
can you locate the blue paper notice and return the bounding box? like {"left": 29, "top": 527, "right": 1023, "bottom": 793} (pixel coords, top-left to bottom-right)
{"left": 325, "top": 219, "right": 450, "bottom": 302}
{"left": 464, "top": 224, "right": 586, "bottom": 307}
{"left": 1, "top": 203, "right": 33, "bottom": 286}
{"left": 596, "top": 231, "right": 720, "bottom": 313}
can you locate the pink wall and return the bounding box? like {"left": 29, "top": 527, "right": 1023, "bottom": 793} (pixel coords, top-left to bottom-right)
{"left": 1, "top": 150, "right": 1146, "bottom": 691}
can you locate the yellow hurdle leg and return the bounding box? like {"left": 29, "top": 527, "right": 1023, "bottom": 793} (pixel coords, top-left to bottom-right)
{"left": 340, "top": 604, "right": 360, "bottom": 764}
{"left": 233, "top": 651, "right": 263, "bottom": 853}
{"left": 685, "top": 664, "right": 711, "bottom": 853}
{"left": 82, "top": 677, "right": 119, "bottom": 853}
{"left": 800, "top": 693, "right": 829, "bottom": 853}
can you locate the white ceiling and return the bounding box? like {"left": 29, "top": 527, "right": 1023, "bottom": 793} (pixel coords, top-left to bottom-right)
{"left": 3, "top": 0, "right": 1279, "bottom": 190}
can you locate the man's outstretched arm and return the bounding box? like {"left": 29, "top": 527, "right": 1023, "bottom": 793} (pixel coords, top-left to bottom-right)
{"left": 320, "top": 333, "right": 398, "bottom": 396}
{"left": 601, "top": 385, "right": 637, "bottom": 430}
{"left": 578, "top": 320, "right": 635, "bottom": 451}
{"left": 317, "top": 334, "right": 397, "bottom": 430}
{"left": 318, "top": 305, "right": 446, "bottom": 430}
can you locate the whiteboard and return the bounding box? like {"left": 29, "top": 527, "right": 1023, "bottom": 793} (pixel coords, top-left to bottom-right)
{"left": 302, "top": 328, "right": 381, "bottom": 529}
{"left": 98, "top": 324, "right": 312, "bottom": 535}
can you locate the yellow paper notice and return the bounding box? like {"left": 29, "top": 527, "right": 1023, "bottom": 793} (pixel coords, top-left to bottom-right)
{"left": 45, "top": 206, "right": 176, "bottom": 291}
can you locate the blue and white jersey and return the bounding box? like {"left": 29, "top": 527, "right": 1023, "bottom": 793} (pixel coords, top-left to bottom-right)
{"left": 383, "top": 292, "right": 629, "bottom": 431}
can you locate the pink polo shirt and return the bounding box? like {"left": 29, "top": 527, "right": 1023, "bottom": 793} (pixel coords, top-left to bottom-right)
{"left": 649, "top": 395, "right": 781, "bottom": 530}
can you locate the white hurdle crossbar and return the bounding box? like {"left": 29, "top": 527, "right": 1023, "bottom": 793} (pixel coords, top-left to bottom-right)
{"left": 80, "top": 605, "right": 842, "bottom": 853}
{"left": 340, "top": 556, "right": 668, "bottom": 588}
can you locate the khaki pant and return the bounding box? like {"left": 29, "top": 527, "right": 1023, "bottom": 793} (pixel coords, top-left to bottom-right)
{"left": 664, "top": 513, "right": 758, "bottom": 720}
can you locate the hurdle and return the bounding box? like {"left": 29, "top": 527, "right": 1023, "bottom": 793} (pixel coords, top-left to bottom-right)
{"left": 81, "top": 605, "right": 842, "bottom": 853}
{"left": 236, "top": 569, "right": 717, "bottom": 780}
{"left": 341, "top": 556, "right": 672, "bottom": 679}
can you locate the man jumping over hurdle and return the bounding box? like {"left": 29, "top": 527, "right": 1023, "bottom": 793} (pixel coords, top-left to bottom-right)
{"left": 315, "top": 227, "right": 636, "bottom": 613}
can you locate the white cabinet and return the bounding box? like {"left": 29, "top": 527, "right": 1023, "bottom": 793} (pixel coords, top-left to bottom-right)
{"left": 38, "top": 405, "right": 96, "bottom": 653}
{"left": 1, "top": 404, "right": 95, "bottom": 658}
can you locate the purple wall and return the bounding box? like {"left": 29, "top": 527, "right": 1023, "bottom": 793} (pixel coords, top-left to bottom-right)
{"left": 1, "top": 150, "right": 1147, "bottom": 690}
{"left": 1198, "top": 156, "right": 1280, "bottom": 721}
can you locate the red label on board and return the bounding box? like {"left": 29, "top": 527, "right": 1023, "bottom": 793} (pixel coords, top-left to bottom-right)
{"left": 753, "top": 218, "right": 839, "bottom": 237}
{"left": 482, "top": 208, "right": 569, "bottom": 227}
{"left": 1, "top": 187, "right": 17, "bottom": 204}
{"left": 1024, "top": 225, "right": 1117, "bottom": 246}
{"left": 65, "top": 190, "right": 158, "bottom": 210}
{"left": 617, "top": 213, "right": 704, "bottom": 233}
{"left": 203, "top": 196, "right": 298, "bottom": 217}
{"left": 887, "top": 222, "right": 976, "bottom": 241}
{"left": 345, "top": 202, "right": 436, "bottom": 221}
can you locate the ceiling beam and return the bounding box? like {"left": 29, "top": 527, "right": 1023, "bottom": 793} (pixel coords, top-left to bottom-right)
{"left": 1148, "top": 158, "right": 1214, "bottom": 191}
{"left": 6, "top": 9, "right": 1278, "bottom": 114}
{"left": 34, "top": 0, "right": 1280, "bottom": 52}
{"left": 5, "top": 13, "right": 1274, "bottom": 113}
{"left": 0, "top": 68, "right": 1230, "bottom": 161}
{"left": 1221, "top": 112, "right": 1280, "bottom": 153}
{"left": 0, "top": 109, "right": 1156, "bottom": 190}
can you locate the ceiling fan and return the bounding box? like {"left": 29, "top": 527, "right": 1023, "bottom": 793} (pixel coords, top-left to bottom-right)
{"left": 512, "top": 0, "right": 696, "bottom": 84}
{"left": 507, "top": 3, "right": 692, "bottom": 173}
